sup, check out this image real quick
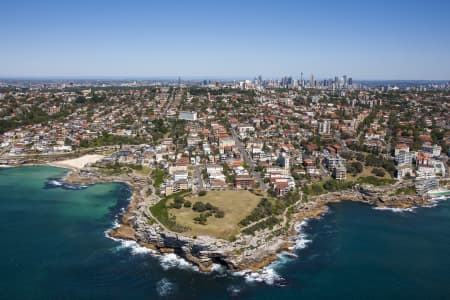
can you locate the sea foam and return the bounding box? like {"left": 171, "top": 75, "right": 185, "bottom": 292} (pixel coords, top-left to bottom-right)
{"left": 425, "top": 196, "right": 450, "bottom": 208}
{"left": 156, "top": 278, "right": 176, "bottom": 297}
{"left": 226, "top": 284, "right": 243, "bottom": 296}
{"left": 241, "top": 267, "right": 284, "bottom": 286}
{"left": 233, "top": 219, "right": 313, "bottom": 286}
{"left": 159, "top": 253, "right": 200, "bottom": 272}
{"left": 48, "top": 179, "right": 63, "bottom": 186}
{"left": 109, "top": 236, "right": 155, "bottom": 255}
{"left": 373, "top": 206, "right": 416, "bottom": 213}
{"left": 292, "top": 219, "right": 312, "bottom": 250}
{"left": 45, "top": 177, "right": 90, "bottom": 190}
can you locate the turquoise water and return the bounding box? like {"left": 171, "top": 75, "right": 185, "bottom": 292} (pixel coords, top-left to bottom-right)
{"left": 1, "top": 166, "right": 449, "bottom": 299}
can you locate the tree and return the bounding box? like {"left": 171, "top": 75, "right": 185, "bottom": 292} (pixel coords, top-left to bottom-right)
{"left": 205, "top": 202, "right": 218, "bottom": 212}
{"left": 312, "top": 184, "right": 324, "bottom": 194}
{"left": 174, "top": 196, "right": 184, "bottom": 204}
{"left": 323, "top": 180, "right": 336, "bottom": 191}
{"left": 194, "top": 213, "right": 208, "bottom": 225}
{"left": 355, "top": 153, "right": 365, "bottom": 162}
{"left": 348, "top": 161, "right": 363, "bottom": 175}
{"left": 192, "top": 201, "right": 207, "bottom": 212}
{"left": 172, "top": 202, "right": 182, "bottom": 209}
{"left": 372, "top": 168, "right": 386, "bottom": 177}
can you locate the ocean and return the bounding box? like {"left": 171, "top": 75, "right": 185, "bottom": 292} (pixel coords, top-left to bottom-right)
{"left": 0, "top": 166, "right": 449, "bottom": 299}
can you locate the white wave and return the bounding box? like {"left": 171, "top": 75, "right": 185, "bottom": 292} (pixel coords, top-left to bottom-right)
{"left": 295, "top": 232, "right": 312, "bottom": 250}
{"left": 264, "top": 252, "right": 297, "bottom": 277}
{"left": 112, "top": 219, "right": 121, "bottom": 228}
{"left": 431, "top": 196, "right": 449, "bottom": 201}
{"left": 112, "top": 238, "right": 154, "bottom": 255}
{"left": 373, "top": 206, "right": 416, "bottom": 213}
{"left": 232, "top": 257, "right": 286, "bottom": 285}
{"left": 211, "top": 263, "right": 227, "bottom": 274}
{"left": 156, "top": 278, "right": 176, "bottom": 297}
{"left": 276, "top": 251, "right": 298, "bottom": 262}
{"left": 232, "top": 220, "right": 310, "bottom": 286}
{"left": 103, "top": 220, "right": 120, "bottom": 239}
{"left": 292, "top": 219, "right": 312, "bottom": 250}
{"left": 242, "top": 267, "right": 283, "bottom": 285}
{"left": 104, "top": 219, "right": 200, "bottom": 272}
{"left": 159, "top": 253, "right": 199, "bottom": 272}
{"left": 49, "top": 179, "right": 63, "bottom": 186}
{"left": 227, "top": 285, "right": 242, "bottom": 296}
{"left": 105, "top": 220, "right": 154, "bottom": 256}
{"left": 425, "top": 197, "right": 450, "bottom": 208}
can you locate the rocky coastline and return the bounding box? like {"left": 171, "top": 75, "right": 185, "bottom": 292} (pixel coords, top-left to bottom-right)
{"left": 62, "top": 168, "right": 433, "bottom": 274}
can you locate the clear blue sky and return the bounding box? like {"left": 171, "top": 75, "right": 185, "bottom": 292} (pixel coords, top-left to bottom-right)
{"left": 1, "top": 0, "right": 450, "bottom": 80}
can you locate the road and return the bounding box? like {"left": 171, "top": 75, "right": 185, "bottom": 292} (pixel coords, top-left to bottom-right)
{"left": 231, "top": 129, "right": 266, "bottom": 190}
{"left": 160, "top": 89, "right": 176, "bottom": 117}
{"left": 193, "top": 164, "right": 204, "bottom": 193}
{"left": 318, "top": 158, "right": 330, "bottom": 178}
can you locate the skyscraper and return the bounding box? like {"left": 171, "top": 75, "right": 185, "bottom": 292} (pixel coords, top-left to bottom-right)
{"left": 334, "top": 76, "right": 339, "bottom": 88}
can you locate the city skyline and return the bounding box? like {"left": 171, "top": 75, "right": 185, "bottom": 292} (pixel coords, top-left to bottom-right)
{"left": 2, "top": 0, "right": 450, "bottom": 80}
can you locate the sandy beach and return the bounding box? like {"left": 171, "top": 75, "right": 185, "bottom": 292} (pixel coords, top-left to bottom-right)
{"left": 50, "top": 154, "right": 104, "bottom": 170}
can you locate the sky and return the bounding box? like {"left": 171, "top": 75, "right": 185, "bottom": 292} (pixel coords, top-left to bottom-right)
{"left": 1, "top": 0, "right": 450, "bottom": 80}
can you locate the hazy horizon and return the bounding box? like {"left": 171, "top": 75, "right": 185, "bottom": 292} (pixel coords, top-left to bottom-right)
{"left": 1, "top": 73, "right": 449, "bottom": 82}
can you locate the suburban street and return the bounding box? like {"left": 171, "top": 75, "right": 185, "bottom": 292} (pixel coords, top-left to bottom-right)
{"left": 193, "top": 164, "right": 204, "bottom": 192}
{"left": 231, "top": 128, "right": 267, "bottom": 190}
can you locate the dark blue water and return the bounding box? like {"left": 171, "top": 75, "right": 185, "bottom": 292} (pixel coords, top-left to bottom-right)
{"left": 1, "top": 166, "right": 449, "bottom": 299}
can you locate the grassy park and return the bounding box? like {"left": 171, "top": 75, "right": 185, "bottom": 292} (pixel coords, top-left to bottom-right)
{"left": 167, "top": 190, "right": 261, "bottom": 240}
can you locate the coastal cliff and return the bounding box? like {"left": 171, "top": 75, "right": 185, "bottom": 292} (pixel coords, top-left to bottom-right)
{"left": 66, "top": 169, "right": 431, "bottom": 273}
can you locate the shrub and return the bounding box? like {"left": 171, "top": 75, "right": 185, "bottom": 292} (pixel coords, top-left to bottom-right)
{"left": 322, "top": 179, "right": 354, "bottom": 192}
{"left": 172, "top": 202, "right": 182, "bottom": 209}
{"left": 205, "top": 202, "right": 218, "bottom": 212}
{"left": 183, "top": 200, "right": 192, "bottom": 208}
{"left": 198, "top": 190, "right": 207, "bottom": 196}
{"left": 311, "top": 183, "right": 325, "bottom": 194}
{"left": 192, "top": 201, "right": 207, "bottom": 212}
{"left": 371, "top": 168, "right": 386, "bottom": 177}
{"left": 239, "top": 198, "right": 274, "bottom": 226}
{"left": 355, "top": 153, "right": 365, "bottom": 162}
{"left": 348, "top": 161, "right": 363, "bottom": 174}
{"left": 241, "top": 216, "right": 281, "bottom": 235}
{"left": 174, "top": 196, "right": 184, "bottom": 204}
{"left": 357, "top": 176, "right": 394, "bottom": 186}
{"left": 194, "top": 213, "right": 208, "bottom": 225}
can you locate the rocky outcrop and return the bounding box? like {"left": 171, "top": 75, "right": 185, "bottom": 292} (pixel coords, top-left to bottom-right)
{"left": 70, "top": 168, "right": 434, "bottom": 273}
{"left": 313, "top": 185, "right": 427, "bottom": 209}
{"left": 109, "top": 182, "right": 433, "bottom": 273}
{"left": 131, "top": 219, "right": 285, "bottom": 271}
